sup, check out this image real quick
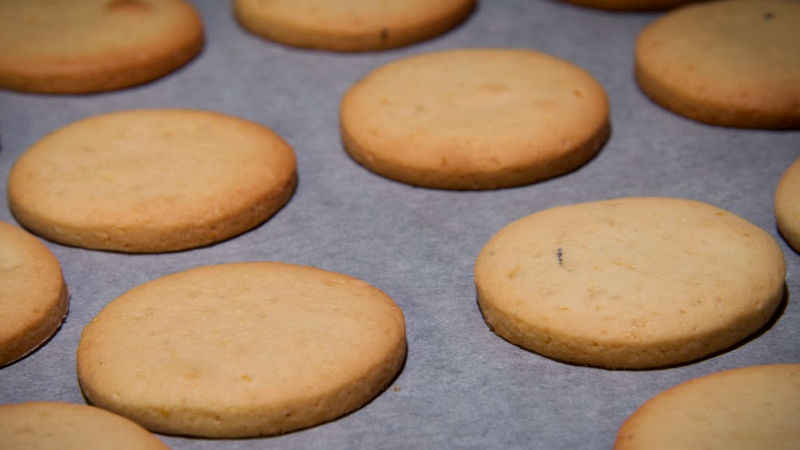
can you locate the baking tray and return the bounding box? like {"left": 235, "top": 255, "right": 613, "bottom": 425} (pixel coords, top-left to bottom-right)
{"left": 1, "top": 1, "right": 798, "bottom": 448}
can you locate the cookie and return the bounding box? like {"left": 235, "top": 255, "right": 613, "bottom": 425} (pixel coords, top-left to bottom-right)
{"left": 775, "top": 157, "right": 800, "bottom": 252}
{"left": 340, "top": 48, "right": 610, "bottom": 189}
{"left": 615, "top": 364, "right": 800, "bottom": 449}
{"left": 0, "top": 0, "right": 204, "bottom": 94}
{"left": 7, "top": 109, "right": 297, "bottom": 253}
{"left": 0, "top": 401, "right": 168, "bottom": 449}
{"left": 76, "top": 262, "right": 407, "bottom": 437}
{"left": 233, "top": 0, "right": 475, "bottom": 52}
{"left": 0, "top": 221, "right": 68, "bottom": 367}
{"left": 635, "top": 0, "right": 800, "bottom": 129}
{"left": 474, "top": 197, "right": 785, "bottom": 369}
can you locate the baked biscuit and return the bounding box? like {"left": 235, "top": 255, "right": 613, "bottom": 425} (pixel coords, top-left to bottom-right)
{"left": 340, "top": 48, "right": 610, "bottom": 189}
{"left": 76, "top": 262, "right": 407, "bottom": 437}
{"left": 775, "top": 157, "right": 800, "bottom": 252}
{"left": 7, "top": 109, "right": 297, "bottom": 253}
{"left": 615, "top": 364, "right": 800, "bottom": 449}
{"left": 0, "top": 0, "right": 204, "bottom": 94}
{"left": 474, "top": 197, "right": 785, "bottom": 369}
{"left": 233, "top": 0, "right": 475, "bottom": 52}
{"left": 0, "top": 221, "right": 68, "bottom": 367}
{"left": 635, "top": 0, "right": 800, "bottom": 129}
{"left": 0, "top": 401, "right": 168, "bottom": 449}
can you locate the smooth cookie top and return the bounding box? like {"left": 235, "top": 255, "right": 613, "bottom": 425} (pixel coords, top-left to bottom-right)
{"left": 234, "top": 0, "right": 475, "bottom": 51}
{"left": 0, "top": 221, "right": 68, "bottom": 367}
{"left": 635, "top": 0, "right": 800, "bottom": 128}
{"left": 77, "top": 262, "right": 407, "bottom": 438}
{"left": 341, "top": 48, "right": 610, "bottom": 189}
{"left": 8, "top": 109, "right": 297, "bottom": 253}
{"left": 775, "top": 157, "right": 800, "bottom": 252}
{"left": 475, "top": 197, "right": 786, "bottom": 369}
{"left": 0, "top": 0, "right": 203, "bottom": 93}
{"left": 0, "top": 402, "right": 168, "bottom": 450}
{"left": 616, "top": 364, "right": 800, "bottom": 449}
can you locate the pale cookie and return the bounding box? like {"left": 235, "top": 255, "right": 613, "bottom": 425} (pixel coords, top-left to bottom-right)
{"left": 340, "top": 48, "right": 610, "bottom": 189}
{"left": 7, "top": 109, "right": 297, "bottom": 253}
{"left": 233, "top": 0, "right": 475, "bottom": 52}
{"left": 775, "top": 157, "right": 800, "bottom": 252}
{"left": 0, "top": 401, "right": 168, "bottom": 450}
{"left": 0, "top": 221, "right": 68, "bottom": 367}
{"left": 635, "top": 0, "right": 800, "bottom": 129}
{"left": 77, "top": 262, "right": 407, "bottom": 437}
{"left": 0, "top": 0, "right": 204, "bottom": 94}
{"left": 474, "top": 197, "right": 785, "bottom": 369}
{"left": 615, "top": 364, "right": 800, "bottom": 449}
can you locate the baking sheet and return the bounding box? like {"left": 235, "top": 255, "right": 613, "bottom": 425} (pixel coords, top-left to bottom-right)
{"left": 1, "top": 1, "right": 798, "bottom": 448}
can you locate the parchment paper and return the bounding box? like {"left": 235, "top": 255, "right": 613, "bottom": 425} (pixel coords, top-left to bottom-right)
{"left": 1, "top": 1, "right": 798, "bottom": 449}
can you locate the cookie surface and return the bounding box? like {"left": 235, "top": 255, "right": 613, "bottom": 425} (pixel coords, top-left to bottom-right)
{"left": 77, "top": 262, "right": 407, "bottom": 437}
{"left": 234, "top": 0, "right": 474, "bottom": 52}
{"left": 775, "top": 158, "right": 800, "bottom": 252}
{"left": 474, "top": 197, "right": 785, "bottom": 369}
{"left": 0, "top": 0, "right": 203, "bottom": 94}
{"left": 635, "top": 0, "right": 800, "bottom": 129}
{"left": 0, "top": 221, "right": 68, "bottom": 367}
{"left": 615, "top": 364, "right": 800, "bottom": 449}
{"left": 0, "top": 401, "right": 168, "bottom": 450}
{"left": 340, "top": 48, "right": 610, "bottom": 189}
{"left": 7, "top": 109, "right": 297, "bottom": 253}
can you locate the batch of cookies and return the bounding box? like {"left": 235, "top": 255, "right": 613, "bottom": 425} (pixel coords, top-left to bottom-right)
{"left": 0, "top": 0, "right": 798, "bottom": 448}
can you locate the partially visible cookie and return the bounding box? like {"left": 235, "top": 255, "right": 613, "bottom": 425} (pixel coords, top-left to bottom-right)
{"left": 0, "top": 221, "right": 68, "bottom": 367}
{"left": 77, "top": 262, "right": 407, "bottom": 437}
{"left": 233, "top": 0, "right": 475, "bottom": 52}
{"left": 635, "top": 0, "right": 800, "bottom": 129}
{"left": 7, "top": 109, "right": 297, "bottom": 253}
{"left": 775, "top": 157, "right": 800, "bottom": 252}
{"left": 340, "top": 48, "right": 610, "bottom": 189}
{"left": 0, "top": 0, "right": 204, "bottom": 94}
{"left": 0, "top": 402, "right": 168, "bottom": 449}
{"left": 559, "top": 0, "right": 698, "bottom": 11}
{"left": 615, "top": 364, "right": 800, "bottom": 449}
{"left": 474, "top": 197, "right": 786, "bottom": 369}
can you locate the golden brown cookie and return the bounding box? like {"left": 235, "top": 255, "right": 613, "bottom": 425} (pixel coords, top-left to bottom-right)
{"left": 77, "top": 262, "right": 407, "bottom": 437}
{"left": 635, "top": 0, "right": 800, "bottom": 129}
{"left": 0, "top": 221, "right": 68, "bottom": 367}
{"left": 340, "top": 48, "right": 610, "bottom": 189}
{"left": 7, "top": 109, "right": 297, "bottom": 253}
{"left": 233, "top": 0, "right": 475, "bottom": 52}
{"left": 474, "top": 197, "right": 786, "bottom": 369}
{"left": 775, "top": 157, "right": 800, "bottom": 252}
{"left": 0, "top": 0, "right": 204, "bottom": 94}
{"left": 616, "top": 364, "right": 800, "bottom": 449}
{"left": 0, "top": 402, "right": 168, "bottom": 449}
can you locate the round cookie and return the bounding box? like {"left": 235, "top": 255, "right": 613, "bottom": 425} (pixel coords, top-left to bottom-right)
{"left": 474, "top": 197, "right": 786, "bottom": 369}
{"left": 0, "top": 402, "right": 168, "bottom": 450}
{"left": 7, "top": 109, "right": 297, "bottom": 253}
{"left": 340, "top": 48, "right": 610, "bottom": 189}
{"left": 76, "top": 262, "right": 407, "bottom": 437}
{"left": 615, "top": 364, "right": 800, "bottom": 449}
{"left": 775, "top": 157, "right": 800, "bottom": 252}
{"left": 233, "top": 0, "right": 475, "bottom": 52}
{"left": 0, "top": 0, "right": 204, "bottom": 94}
{"left": 0, "top": 221, "right": 68, "bottom": 367}
{"left": 559, "top": 0, "right": 699, "bottom": 11}
{"left": 635, "top": 0, "right": 800, "bottom": 129}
